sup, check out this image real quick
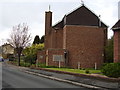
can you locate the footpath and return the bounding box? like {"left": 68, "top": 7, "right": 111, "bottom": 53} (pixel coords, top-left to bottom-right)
{"left": 6, "top": 63, "right": 120, "bottom": 90}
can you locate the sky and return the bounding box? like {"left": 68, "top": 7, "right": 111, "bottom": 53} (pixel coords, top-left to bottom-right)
{"left": 0, "top": 0, "right": 120, "bottom": 45}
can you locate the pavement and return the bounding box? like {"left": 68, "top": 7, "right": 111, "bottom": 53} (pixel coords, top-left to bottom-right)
{"left": 5, "top": 63, "right": 120, "bottom": 90}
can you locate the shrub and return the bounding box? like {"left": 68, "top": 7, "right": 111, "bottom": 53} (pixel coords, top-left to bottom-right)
{"left": 25, "top": 63, "right": 31, "bottom": 67}
{"left": 36, "top": 63, "right": 59, "bottom": 68}
{"left": 24, "top": 54, "right": 36, "bottom": 64}
{"left": 45, "top": 65, "right": 58, "bottom": 68}
{"left": 38, "top": 63, "right": 46, "bottom": 68}
{"left": 8, "top": 54, "right": 15, "bottom": 61}
{"left": 85, "top": 69, "right": 90, "bottom": 74}
{"left": 101, "top": 63, "right": 120, "bottom": 78}
{"left": 20, "top": 61, "right": 31, "bottom": 67}
{"left": 23, "top": 44, "right": 44, "bottom": 65}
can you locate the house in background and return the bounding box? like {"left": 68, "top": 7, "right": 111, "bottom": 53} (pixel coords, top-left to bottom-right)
{"left": 37, "top": 5, "right": 108, "bottom": 69}
{"left": 2, "top": 43, "right": 14, "bottom": 59}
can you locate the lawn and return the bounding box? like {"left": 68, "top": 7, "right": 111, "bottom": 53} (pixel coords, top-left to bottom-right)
{"left": 8, "top": 60, "right": 101, "bottom": 74}
{"left": 46, "top": 68, "right": 101, "bottom": 74}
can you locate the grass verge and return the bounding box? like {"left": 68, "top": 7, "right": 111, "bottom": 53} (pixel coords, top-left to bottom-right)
{"left": 45, "top": 68, "right": 101, "bottom": 74}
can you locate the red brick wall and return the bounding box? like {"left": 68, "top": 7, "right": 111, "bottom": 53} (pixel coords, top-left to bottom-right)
{"left": 37, "top": 49, "right": 67, "bottom": 67}
{"left": 114, "top": 30, "right": 120, "bottom": 62}
{"left": 37, "top": 50, "right": 46, "bottom": 64}
{"left": 47, "top": 49, "right": 66, "bottom": 67}
{"left": 45, "top": 11, "right": 52, "bottom": 49}
{"left": 51, "top": 29, "right": 63, "bottom": 49}
{"left": 44, "top": 11, "right": 63, "bottom": 49}
{"left": 63, "top": 25, "right": 105, "bottom": 69}
{"left": 117, "top": 30, "right": 120, "bottom": 61}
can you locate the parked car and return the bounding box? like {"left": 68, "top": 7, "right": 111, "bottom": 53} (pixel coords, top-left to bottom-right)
{"left": 0, "top": 57, "right": 4, "bottom": 62}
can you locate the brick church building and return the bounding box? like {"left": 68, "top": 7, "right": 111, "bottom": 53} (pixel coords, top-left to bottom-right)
{"left": 112, "top": 1, "right": 120, "bottom": 63}
{"left": 112, "top": 20, "right": 120, "bottom": 63}
{"left": 37, "top": 5, "right": 108, "bottom": 69}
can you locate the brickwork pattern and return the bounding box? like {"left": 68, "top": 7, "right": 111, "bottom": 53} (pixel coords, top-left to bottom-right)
{"left": 114, "top": 30, "right": 120, "bottom": 62}
{"left": 51, "top": 29, "right": 63, "bottom": 49}
{"left": 40, "top": 10, "right": 107, "bottom": 69}
{"left": 63, "top": 25, "right": 105, "bottom": 68}
{"left": 47, "top": 49, "right": 66, "bottom": 67}
{"left": 45, "top": 11, "right": 52, "bottom": 49}
{"left": 37, "top": 50, "right": 46, "bottom": 64}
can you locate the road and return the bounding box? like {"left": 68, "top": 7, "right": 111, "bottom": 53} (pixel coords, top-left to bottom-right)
{"left": 0, "top": 62, "right": 2, "bottom": 90}
{"left": 2, "top": 63, "right": 91, "bottom": 89}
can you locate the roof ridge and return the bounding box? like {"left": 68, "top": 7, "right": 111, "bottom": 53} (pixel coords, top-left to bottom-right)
{"left": 53, "top": 4, "right": 108, "bottom": 28}
{"left": 112, "top": 19, "right": 120, "bottom": 30}
{"left": 66, "top": 4, "right": 98, "bottom": 18}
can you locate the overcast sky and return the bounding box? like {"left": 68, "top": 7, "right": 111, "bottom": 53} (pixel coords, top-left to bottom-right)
{"left": 0, "top": 0, "right": 120, "bottom": 45}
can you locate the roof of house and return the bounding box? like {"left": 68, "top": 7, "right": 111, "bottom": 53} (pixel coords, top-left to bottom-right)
{"left": 53, "top": 5, "right": 107, "bottom": 29}
{"left": 2, "top": 43, "right": 14, "bottom": 48}
{"left": 112, "top": 19, "right": 120, "bottom": 30}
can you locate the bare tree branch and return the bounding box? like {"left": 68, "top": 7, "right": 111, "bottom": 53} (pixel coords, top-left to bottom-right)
{"left": 7, "top": 23, "right": 31, "bottom": 66}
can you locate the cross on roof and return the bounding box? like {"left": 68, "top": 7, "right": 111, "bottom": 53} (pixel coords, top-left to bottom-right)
{"left": 49, "top": 5, "right": 51, "bottom": 11}
{"left": 81, "top": 0, "right": 84, "bottom": 6}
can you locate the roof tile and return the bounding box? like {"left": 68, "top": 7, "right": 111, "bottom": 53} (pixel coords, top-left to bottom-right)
{"left": 112, "top": 20, "right": 120, "bottom": 30}
{"left": 53, "top": 5, "right": 107, "bottom": 28}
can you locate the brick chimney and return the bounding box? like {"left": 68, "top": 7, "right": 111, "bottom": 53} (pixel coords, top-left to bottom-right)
{"left": 45, "top": 11, "right": 52, "bottom": 49}
{"left": 45, "top": 11, "right": 52, "bottom": 35}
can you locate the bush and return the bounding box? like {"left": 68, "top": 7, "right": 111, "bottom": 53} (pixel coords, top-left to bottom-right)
{"left": 8, "top": 54, "right": 15, "bottom": 61}
{"left": 23, "top": 44, "right": 44, "bottom": 65}
{"left": 24, "top": 63, "right": 31, "bottom": 67}
{"left": 24, "top": 54, "right": 36, "bottom": 64}
{"left": 36, "top": 63, "right": 59, "bottom": 68}
{"left": 45, "top": 65, "right": 58, "bottom": 68}
{"left": 20, "top": 61, "right": 31, "bottom": 67}
{"left": 85, "top": 69, "right": 90, "bottom": 74}
{"left": 101, "top": 63, "right": 120, "bottom": 78}
{"left": 37, "top": 63, "right": 46, "bottom": 68}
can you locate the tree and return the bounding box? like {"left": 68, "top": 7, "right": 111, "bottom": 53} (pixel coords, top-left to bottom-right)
{"left": 33, "top": 35, "right": 41, "bottom": 44}
{"left": 8, "top": 23, "right": 31, "bottom": 66}
{"left": 105, "top": 36, "right": 113, "bottom": 63}
{"left": 23, "top": 44, "right": 44, "bottom": 65}
{"left": 40, "top": 35, "right": 45, "bottom": 43}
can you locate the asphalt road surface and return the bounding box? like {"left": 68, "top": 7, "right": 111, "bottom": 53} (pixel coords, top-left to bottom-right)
{"left": 2, "top": 63, "right": 91, "bottom": 89}
{"left": 0, "top": 62, "right": 2, "bottom": 89}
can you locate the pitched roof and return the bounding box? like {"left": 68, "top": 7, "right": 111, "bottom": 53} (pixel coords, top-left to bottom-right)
{"left": 112, "top": 19, "right": 120, "bottom": 30}
{"left": 53, "top": 20, "right": 64, "bottom": 29}
{"left": 53, "top": 5, "right": 107, "bottom": 29}
{"left": 2, "top": 43, "right": 14, "bottom": 48}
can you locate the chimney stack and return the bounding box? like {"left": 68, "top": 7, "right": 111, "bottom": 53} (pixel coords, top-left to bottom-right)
{"left": 45, "top": 11, "right": 52, "bottom": 35}
{"left": 45, "top": 11, "right": 52, "bottom": 49}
